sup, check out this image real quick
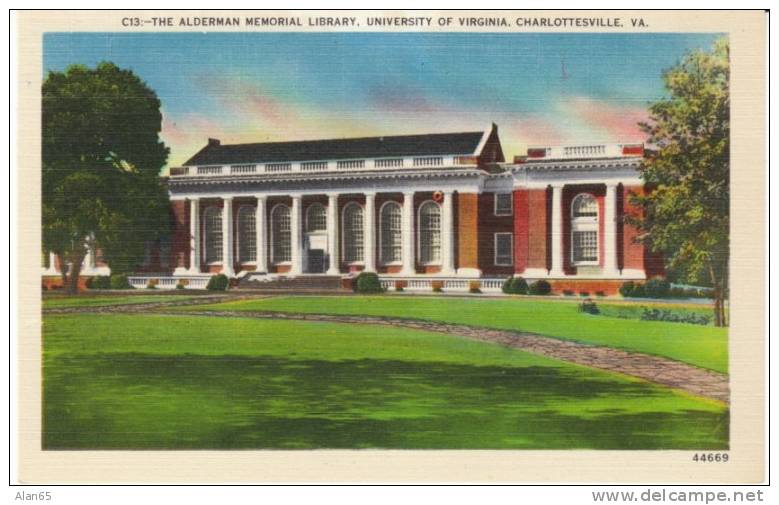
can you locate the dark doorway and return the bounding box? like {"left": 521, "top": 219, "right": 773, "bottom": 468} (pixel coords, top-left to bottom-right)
{"left": 307, "top": 249, "right": 325, "bottom": 273}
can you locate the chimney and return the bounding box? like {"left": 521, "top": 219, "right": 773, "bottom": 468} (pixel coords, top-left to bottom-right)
{"left": 208, "top": 138, "right": 221, "bottom": 147}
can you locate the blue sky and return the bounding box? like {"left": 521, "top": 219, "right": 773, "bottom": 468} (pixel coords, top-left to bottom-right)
{"left": 43, "top": 32, "right": 721, "bottom": 166}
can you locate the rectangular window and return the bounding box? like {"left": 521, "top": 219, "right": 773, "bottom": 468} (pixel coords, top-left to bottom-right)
{"left": 494, "top": 233, "right": 513, "bottom": 266}
{"left": 572, "top": 231, "right": 598, "bottom": 263}
{"left": 495, "top": 193, "right": 513, "bottom": 216}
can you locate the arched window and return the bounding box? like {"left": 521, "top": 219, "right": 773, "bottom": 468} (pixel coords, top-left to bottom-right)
{"left": 237, "top": 205, "right": 256, "bottom": 263}
{"left": 204, "top": 207, "right": 223, "bottom": 264}
{"left": 380, "top": 201, "right": 402, "bottom": 264}
{"left": 271, "top": 204, "right": 291, "bottom": 264}
{"left": 571, "top": 193, "right": 599, "bottom": 264}
{"left": 306, "top": 203, "right": 327, "bottom": 233}
{"left": 418, "top": 201, "right": 441, "bottom": 265}
{"left": 342, "top": 203, "right": 364, "bottom": 263}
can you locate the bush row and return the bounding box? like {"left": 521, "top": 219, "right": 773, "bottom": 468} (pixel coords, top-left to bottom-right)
{"left": 85, "top": 274, "right": 132, "bottom": 290}
{"left": 501, "top": 277, "right": 551, "bottom": 296}
{"left": 577, "top": 300, "right": 711, "bottom": 326}
{"left": 640, "top": 308, "right": 712, "bottom": 326}
{"left": 620, "top": 279, "right": 712, "bottom": 299}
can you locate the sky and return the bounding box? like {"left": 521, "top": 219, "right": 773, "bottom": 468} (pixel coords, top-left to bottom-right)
{"left": 43, "top": 32, "right": 721, "bottom": 168}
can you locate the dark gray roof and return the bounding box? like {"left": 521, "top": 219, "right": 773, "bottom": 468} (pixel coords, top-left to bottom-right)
{"left": 183, "top": 131, "right": 486, "bottom": 166}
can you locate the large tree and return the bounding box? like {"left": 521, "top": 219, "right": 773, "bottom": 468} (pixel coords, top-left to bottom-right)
{"left": 630, "top": 38, "right": 730, "bottom": 326}
{"left": 43, "top": 62, "right": 170, "bottom": 294}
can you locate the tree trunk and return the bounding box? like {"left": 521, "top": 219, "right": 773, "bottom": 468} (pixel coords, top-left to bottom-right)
{"left": 59, "top": 256, "right": 69, "bottom": 291}
{"left": 66, "top": 253, "right": 84, "bottom": 295}
{"left": 709, "top": 264, "right": 728, "bottom": 327}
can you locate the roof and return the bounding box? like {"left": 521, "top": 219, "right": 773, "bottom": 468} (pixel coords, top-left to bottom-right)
{"left": 183, "top": 130, "right": 487, "bottom": 166}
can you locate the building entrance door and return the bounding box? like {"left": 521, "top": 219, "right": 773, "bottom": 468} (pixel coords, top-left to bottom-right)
{"left": 307, "top": 249, "right": 325, "bottom": 273}
{"left": 305, "top": 233, "right": 328, "bottom": 273}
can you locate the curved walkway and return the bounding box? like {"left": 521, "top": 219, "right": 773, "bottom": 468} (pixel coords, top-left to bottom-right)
{"left": 45, "top": 297, "right": 729, "bottom": 404}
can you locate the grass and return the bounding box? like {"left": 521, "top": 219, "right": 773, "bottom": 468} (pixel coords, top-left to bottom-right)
{"left": 43, "top": 294, "right": 194, "bottom": 309}
{"left": 185, "top": 296, "right": 728, "bottom": 373}
{"left": 43, "top": 313, "right": 727, "bottom": 449}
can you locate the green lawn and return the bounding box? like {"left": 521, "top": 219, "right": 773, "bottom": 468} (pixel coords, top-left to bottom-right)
{"left": 43, "top": 294, "right": 194, "bottom": 309}
{"left": 43, "top": 313, "right": 727, "bottom": 450}
{"left": 186, "top": 296, "right": 728, "bottom": 373}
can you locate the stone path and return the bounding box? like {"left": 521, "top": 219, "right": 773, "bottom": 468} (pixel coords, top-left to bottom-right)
{"left": 45, "top": 297, "right": 729, "bottom": 404}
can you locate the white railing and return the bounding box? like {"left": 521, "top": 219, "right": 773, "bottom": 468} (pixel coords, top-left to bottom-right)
{"left": 378, "top": 277, "right": 506, "bottom": 293}
{"left": 375, "top": 158, "right": 404, "bottom": 168}
{"left": 413, "top": 156, "right": 443, "bottom": 167}
{"left": 480, "top": 278, "right": 504, "bottom": 290}
{"left": 197, "top": 165, "right": 223, "bottom": 175}
{"left": 265, "top": 163, "right": 292, "bottom": 173}
{"left": 169, "top": 155, "right": 478, "bottom": 178}
{"left": 526, "top": 144, "right": 642, "bottom": 160}
{"left": 230, "top": 164, "right": 257, "bottom": 174}
{"left": 128, "top": 276, "right": 212, "bottom": 290}
{"left": 337, "top": 160, "right": 365, "bottom": 169}
{"left": 301, "top": 161, "right": 328, "bottom": 171}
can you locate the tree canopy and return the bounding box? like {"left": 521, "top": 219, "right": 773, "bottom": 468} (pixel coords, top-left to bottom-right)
{"left": 42, "top": 62, "right": 170, "bottom": 292}
{"left": 630, "top": 38, "right": 729, "bottom": 326}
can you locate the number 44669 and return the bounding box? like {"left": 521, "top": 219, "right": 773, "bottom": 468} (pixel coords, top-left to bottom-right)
{"left": 692, "top": 453, "right": 729, "bottom": 462}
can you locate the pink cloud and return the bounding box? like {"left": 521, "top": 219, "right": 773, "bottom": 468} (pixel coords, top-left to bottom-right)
{"left": 566, "top": 96, "right": 648, "bottom": 142}
{"left": 196, "top": 74, "right": 297, "bottom": 127}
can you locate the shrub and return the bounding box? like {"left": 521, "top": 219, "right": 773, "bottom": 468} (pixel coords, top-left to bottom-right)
{"left": 87, "top": 275, "right": 110, "bottom": 289}
{"left": 109, "top": 274, "right": 132, "bottom": 290}
{"left": 579, "top": 291, "right": 590, "bottom": 297}
{"left": 562, "top": 289, "right": 575, "bottom": 296}
{"left": 469, "top": 287, "right": 482, "bottom": 294}
{"left": 619, "top": 281, "right": 636, "bottom": 297}
{"left": 595, "top": 291, "right": 606, "bottom": 298}
{"left": 353, "top": 272, "right": 383, "bottom": 294}
{"left": 529, "top": 279, "right": 551, "bottom": 295}
{"left": 502, "top": 276, "right": 529, "bottom": 295}
{"left": 206, "top": 274, "right": 230, "bottom": 291}
{"left": 644, "top": 278, "right": 671, "bottom": 298}
{"left": 433, "top": 286, "right": 443, "bottom": 293}
{"left": 641, "top": 308, "right": 711, "bottom": 326}
{"left": 175, "top": 282, "right": 185, "bottom": 290}
{"left": 631, "top": 283, "right": 646, "bottom": 298}
{"left": 510, "top": 277, "right": 529, "bottom": 295}
{"left": 395, "top": 286, "right": 404, "bottom": 292}
{"left": 501, "top": 277, "right": 513, "bottom": 294}
{"left": 146, "top": 282, "right": 157, "bottom": 289}
{"left": 578, "top": 299, "right": 600, "bottom": 315}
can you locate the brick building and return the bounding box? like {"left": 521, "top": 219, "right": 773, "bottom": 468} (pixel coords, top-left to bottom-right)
{"left": 43, "top": 124, "right": 662, "bottom": 294}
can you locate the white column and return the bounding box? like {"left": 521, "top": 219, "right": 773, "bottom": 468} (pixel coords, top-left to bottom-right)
{"left": 441, "top": 190, "right": 455, "bottom": 276}
{"left": 255, "top": 196, "right": 267, "bottom": 273}
{"left": 221, "top": 197, "right": 235, "bottom": 277}
{"left": 188, "top": 198, "right": 201, "bottom": 274}
{"left": 290, "top": 195, "right": 303, "bottom": 275}
{"left": 326, "top": 194, "right": 340, "bottom": 275}
{"left": 81, "top": 237, "right": 96, "bottom": 274}
{"left": 401, "top": 191, "right": 416, "bottom": 276}
{"left": 550, "top": 184, "right": 565, "bottom": 277}
{"left": 364, "top": 193, "right": 376, "bottom": 272}
{"left": 603, "top": 183, "right": 619, "bottom": 276}
{"left": 44, "top": 251, "right": 58, "bottom": 275}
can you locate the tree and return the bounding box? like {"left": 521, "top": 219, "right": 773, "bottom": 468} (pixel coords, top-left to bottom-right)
{"left": 42, "top": 62, "right": 170, "bottom": 294}
{"left": 629, "top": 38, "right": 729, "bottom": 326}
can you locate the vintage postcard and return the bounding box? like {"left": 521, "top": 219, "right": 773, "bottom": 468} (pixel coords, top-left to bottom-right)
{"left": 13, "top": 10, "right": 766, "bottom": 484}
